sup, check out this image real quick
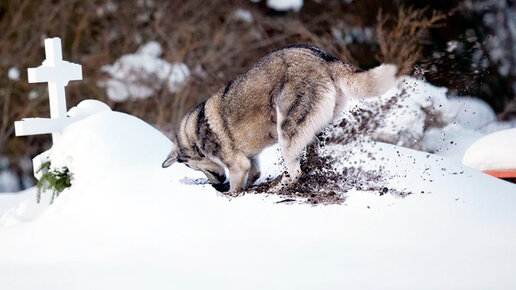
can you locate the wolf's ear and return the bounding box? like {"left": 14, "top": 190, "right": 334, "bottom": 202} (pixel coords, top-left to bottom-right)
{"left": 162, "top": 146, "right": 178, "bottom": 168}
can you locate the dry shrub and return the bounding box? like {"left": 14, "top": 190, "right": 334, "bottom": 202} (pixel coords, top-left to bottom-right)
{"left": 376, "top": 6, "right": 447, "bottom": 75}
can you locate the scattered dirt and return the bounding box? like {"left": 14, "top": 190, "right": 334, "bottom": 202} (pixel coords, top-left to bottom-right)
{"left": 243, "top": 134, "right": 412, "bottom": 205}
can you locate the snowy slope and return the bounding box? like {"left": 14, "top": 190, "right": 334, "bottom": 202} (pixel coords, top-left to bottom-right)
{"left": 1, "top": 101, "right": 515, "bottom": 290}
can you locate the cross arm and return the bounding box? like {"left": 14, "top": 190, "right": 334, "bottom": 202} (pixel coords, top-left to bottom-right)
{"left": 15, "top": 118, "right": 73, "bottom": 136}
{"left": 27, "top": 61, "right": 82, "bottom": 84}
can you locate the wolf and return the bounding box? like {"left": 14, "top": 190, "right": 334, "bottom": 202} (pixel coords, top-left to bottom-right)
{"left": 162, "top": 44, "right": 397, "bottom": 193}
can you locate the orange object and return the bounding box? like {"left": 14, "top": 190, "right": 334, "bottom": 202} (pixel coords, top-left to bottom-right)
{"left": 484, "top": 170, "right": 516, "bottom": 183}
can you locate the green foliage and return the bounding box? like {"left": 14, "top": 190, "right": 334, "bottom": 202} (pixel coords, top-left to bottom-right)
{"left": 36, "top": 161, "right": 72, "bottom": 204}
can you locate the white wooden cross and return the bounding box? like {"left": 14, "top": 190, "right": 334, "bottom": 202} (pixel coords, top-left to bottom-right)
{"left": 14, "top": 37, "right": 82, "bottom": 142}
{"left": 14, "top": 37, "right": 82, "bottom": 178}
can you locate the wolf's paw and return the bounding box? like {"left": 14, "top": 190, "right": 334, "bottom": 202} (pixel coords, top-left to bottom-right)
{"left": 269, "top": 175, "right": 293, "bottom": 193}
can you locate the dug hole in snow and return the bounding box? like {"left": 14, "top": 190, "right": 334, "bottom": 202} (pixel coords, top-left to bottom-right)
{"left": 1, "top": 99, "right": 516, "bottom": 289}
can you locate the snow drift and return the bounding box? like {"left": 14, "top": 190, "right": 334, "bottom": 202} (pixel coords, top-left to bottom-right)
{"left": 1, "top": 99, "right": 515, "bottom": 289}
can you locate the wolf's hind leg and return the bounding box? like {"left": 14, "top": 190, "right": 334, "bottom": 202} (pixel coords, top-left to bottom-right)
{"left": 276, "top": 83, "right": 336, "bottom": 185}
{"left": 227, "top": 154, "right": 251, "bottom": 193}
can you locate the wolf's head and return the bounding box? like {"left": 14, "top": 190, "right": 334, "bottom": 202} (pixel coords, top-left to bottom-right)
{"left": 162, "top": 135, "right": 227, "bottom": 186}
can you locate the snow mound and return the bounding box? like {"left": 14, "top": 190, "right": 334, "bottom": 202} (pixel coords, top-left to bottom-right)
{"left": 463, "top": 128, "right": 516, "bottom": 171}
{"left": 99, "top": 41, "right": 190, "bottom": 101}
{"left": 67, "top": 99, "right": 111, "bottom": 120}
{"left": 375, "top": 77, "right": 449, "bottom": 147}
{"left": 50, "top": 110, "right": 172, "bottom": 184}
{"left": 422, "top": 124, "right": 483, "bottom": 162}
{"left": 1, "top": 99, "right": 516, "bottom": 289}
{"left": 421, "top": 97, "right": 497, "bottom": 161}
{"left": 447, "top": 96, "right": 497, "bottom": 130}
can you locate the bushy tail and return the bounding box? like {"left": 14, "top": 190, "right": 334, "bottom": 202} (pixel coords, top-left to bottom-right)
{"left": 343, "top": 64, "right": 398, "bottom": 98}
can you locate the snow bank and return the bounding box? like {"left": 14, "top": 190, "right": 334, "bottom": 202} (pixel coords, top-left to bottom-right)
{"left": 447, "top": 96, "right": 497, "bottom": 130}
{"left": 463, "top": 128, "right": 516, "bottom": 171}
{"left": 99, "top": 41, "right": 190, "bottom": 101}
{"left": 1, "top": 100, "right": 516, "bottom": 289}
{"left": 421, "top": 97, "right": 497, "bottom": 161}
{"left": 422, "top": 124, "right": 483, "bottom": 162}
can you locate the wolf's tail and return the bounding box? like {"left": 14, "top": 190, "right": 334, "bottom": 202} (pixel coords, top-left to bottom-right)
{"left": 342, "top": 64, "right": 398, "bottom": 98}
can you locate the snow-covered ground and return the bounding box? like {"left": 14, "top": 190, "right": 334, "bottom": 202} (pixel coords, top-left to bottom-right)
{"left": 1, "top": 100, "right": 515, "bottom": 289}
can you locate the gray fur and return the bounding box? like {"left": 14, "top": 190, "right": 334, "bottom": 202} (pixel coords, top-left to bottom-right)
{"left": 162, "top": 44, "right": 397, "bottom": 192}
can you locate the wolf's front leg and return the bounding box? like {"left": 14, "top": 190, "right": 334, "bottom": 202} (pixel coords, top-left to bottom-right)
{"left": 246, "top": 157, "right": 261, "bottom": 188}
{"left": 228, "top": 155, "right": 251, "bottom": 193}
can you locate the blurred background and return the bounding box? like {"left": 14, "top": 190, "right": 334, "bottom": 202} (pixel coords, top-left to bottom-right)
{"left": 1, "top": 0, "right": 515, "bottom": 192}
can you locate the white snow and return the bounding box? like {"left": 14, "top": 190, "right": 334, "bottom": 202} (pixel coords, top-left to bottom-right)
{"left": 232, "top": 8, "right": 254, "bottom": 23}
{"left": 342, "top": 76, "right": 514, "bottom": 165}
{"left": 447, "top": 96, "right": 497, "bottom": 130}
{"left": 1, "top": 100, "right": 516, "bottom": 289}
{"left": 341, "top": 76, "right": 452, "bottom": 148}
{"left": 99, "top": 41, "right": 190, "bottom": 101}
{"left": 67, "top": 99, "right": 111, "bottom": 120}
{"left": 266, "top": 0, "right": 303, "bottom": 11}
{"left": 8, "top": 67, "right": 20, "bottom": 81}
{"left": 0, "top": 188, "right": 49, "bottom": 227}
{"left": 463, "top": 128, "right": 516, "bottom": 171}
{"left": 422, "top": 124, "right": 483, "bottom": 162}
